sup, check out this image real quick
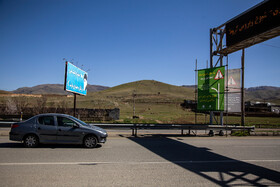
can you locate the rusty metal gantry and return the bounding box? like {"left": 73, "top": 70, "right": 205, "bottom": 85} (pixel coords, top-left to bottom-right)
{"left": 209, "top": 0, "right": 280, "bottom": 126}
{"left": 210, "top": 25, "right": 228, "bottom": 126}
{"left": 210, "top": 24, "right": 246, "bottom": 126}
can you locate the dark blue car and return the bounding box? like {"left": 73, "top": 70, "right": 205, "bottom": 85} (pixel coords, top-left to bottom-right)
{"left": 9, "top": 113, "right": 107, "bottom": 148}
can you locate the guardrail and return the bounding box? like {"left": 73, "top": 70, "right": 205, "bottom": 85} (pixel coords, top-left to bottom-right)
{"left": 94, "top": 123, "right": 255, "bottom": 136}
{"left": 0, "top": 121, "right": 15, "bottom": 127}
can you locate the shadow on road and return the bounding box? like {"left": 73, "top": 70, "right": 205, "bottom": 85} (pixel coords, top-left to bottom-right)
{"left": 128, "top": 137, "right": 280, "bottom": 186}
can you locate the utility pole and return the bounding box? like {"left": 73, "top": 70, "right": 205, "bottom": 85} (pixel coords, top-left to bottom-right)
{"left": 133, "top": 90, "right": 136, "bottom": 118}
{"left": 195, "top": 59, "right": 198, "bottom": 124}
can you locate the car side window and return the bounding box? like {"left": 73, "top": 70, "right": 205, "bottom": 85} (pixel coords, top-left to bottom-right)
{"left": 38, "top": 116, "right": 55, "bottom": 126}
{"left": 57, "top": 117, "right": 76, "bottom": 127}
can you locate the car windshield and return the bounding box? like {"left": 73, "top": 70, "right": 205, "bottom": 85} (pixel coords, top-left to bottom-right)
{"left": 68, "top": 116, "right": 91, "bottom": 127}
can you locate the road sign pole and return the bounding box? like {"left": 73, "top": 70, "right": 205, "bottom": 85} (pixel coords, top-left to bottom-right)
{"left": 74, "top": 93, "right": 77, "bottom": 117}
{"left": 220, "top": 43, "right": 224, "bottom": 126}
{"left": 241, "top": 49, "right": 245, "bottom": 126}
{"left": 210, "top": 29, "right": 213, "bottom": 125}
{"left": 195, "top": 59, "right": 198, "bottom": 125}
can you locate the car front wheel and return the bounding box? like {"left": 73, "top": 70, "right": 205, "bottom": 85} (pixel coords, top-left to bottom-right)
{"left": 23, "top": 134, "right": 39, "bottom": 148}
{"left": 84, "top": 135, "right": 97, "bottom": 148}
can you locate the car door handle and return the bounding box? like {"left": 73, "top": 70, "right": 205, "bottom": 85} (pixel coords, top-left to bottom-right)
{"left": 38, "top": 127, "right": 41, "bottom": 130}
{"left": 58, "top": 129, "right": 62, "bottom": 131}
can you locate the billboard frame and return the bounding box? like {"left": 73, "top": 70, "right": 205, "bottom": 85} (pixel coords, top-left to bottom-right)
{"left": 64, "top": 61, "right": 88, "bottom": 96}
{"left": 64, "top": 61, "right": 88, "bottom": 117}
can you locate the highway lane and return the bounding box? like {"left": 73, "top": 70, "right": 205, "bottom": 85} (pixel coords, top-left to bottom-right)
{"left": 0, "top": 136, "right": 280, "bottom": 186}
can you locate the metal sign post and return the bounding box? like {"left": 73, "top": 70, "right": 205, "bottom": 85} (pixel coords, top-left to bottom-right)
{"left": 241, "top": 49, "right": 245, "bottom": 126}
{"left": 74, "top": 93, "right": 77, "bottom": 117}
{"left": 209, "top": 28, "right": 225, "bottom": 126}
{"left": 195, "top": 60, "right": 198, "bottom": 124}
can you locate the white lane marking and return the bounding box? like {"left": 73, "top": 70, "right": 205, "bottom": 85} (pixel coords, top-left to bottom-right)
{"left": 0, "top": 160, "right": 280, "bottom": 166}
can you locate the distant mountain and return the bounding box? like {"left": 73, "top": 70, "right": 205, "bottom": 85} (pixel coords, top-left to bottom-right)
{"left": 12, "top": 84, "right": 109, "bottom": 95}
{"left": 245, "top": 86, "right": 280, "bottom": 104}
{"left": 246, "top": 86, "right": 280, "bottom": 92}
{"left": 182, "top": 85, "right": 196, "bottom": 88}
{"left": 87, "top": 84, "right": 110, "bottom": 92}
{"left": 0, "top": 90, "right": 11, "bottom": 94}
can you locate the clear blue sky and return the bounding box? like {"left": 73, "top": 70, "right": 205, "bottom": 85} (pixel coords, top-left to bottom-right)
{"left": 0, "top": 0, "right": 279, "bottom": 91}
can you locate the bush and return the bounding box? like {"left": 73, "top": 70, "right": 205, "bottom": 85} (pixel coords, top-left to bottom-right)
{"left": 231, "top": 130, "right": 250, "bottom": 136}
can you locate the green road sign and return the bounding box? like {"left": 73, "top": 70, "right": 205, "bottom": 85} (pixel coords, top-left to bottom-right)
{"left": 197, "top": 66, "right": 225, "bottom": 111}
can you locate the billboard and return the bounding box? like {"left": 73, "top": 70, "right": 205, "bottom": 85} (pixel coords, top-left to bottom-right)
{"left": 197, "top": 66, "right": 225, "bottom": 111}
{"left": 226, "top": 0, "right": 280, "bottom": 47}
{"left": 227, "top": 69, "right": 241, "bottom": 91}
{"left": 64, "top": 62, "right": 88, "bottom": 96}
{"left": 225, "top": 69, "right": 241, "bottom": 113}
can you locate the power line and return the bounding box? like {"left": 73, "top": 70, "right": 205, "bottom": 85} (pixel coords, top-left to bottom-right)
{"left": 260, "top": 43, "right": 280, "bottom": 49}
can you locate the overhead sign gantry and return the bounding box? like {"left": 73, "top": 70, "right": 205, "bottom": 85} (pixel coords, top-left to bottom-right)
{"left": 209, "top": 0, "right": 280, "bottom": 126}
{"left": 212, "top": 0, "right": 280, "bottom": 56}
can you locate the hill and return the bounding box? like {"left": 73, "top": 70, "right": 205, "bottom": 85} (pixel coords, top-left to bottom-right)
{"left": 245, "top": 86, "right": 280, "bottom": 104}
{"left": 93, "top": 80, "right": 195, "bottom": 102}
{"left": 93, "top": 80, "right": 280, "bottom": 105}
{"left": 80, "top": 80, "right": 196, "bottom": 123}
{"left": 93, "top": 81, "right": 280, "bottom": 104}
{"left": 0, "top": 90, "right": 11, "bottom": 94}
{"left": 12, "top": 84, "right": 109, "bottom": 95}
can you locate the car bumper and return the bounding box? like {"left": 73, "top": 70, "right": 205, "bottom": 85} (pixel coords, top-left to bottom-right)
{"left": 9, "top": 132, "right": 23, "bottom": 141}
{"left": 99, "top": 136, "right": 107, "bottom": 143}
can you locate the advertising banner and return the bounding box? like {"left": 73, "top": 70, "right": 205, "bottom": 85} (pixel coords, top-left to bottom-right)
{"left": 225, "top": 93, "right": 241, "bottom": 113}
{"left": 197, "top": 66, "right": 225, "bottom": 111}
{"left": 225, "top": 69, "right": 241, "bottom": 113}
{"left": 64, "top": 62, "right": 88, "bottom": 96}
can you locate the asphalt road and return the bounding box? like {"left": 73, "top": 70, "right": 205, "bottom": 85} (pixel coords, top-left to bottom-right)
{"left": 0, "top": 134, "right": 280, "bottom": 186}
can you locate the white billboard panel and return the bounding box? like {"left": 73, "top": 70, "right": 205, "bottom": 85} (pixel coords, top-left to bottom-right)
{"left": 225, "top": 69, "right": 241, "bottom": 113}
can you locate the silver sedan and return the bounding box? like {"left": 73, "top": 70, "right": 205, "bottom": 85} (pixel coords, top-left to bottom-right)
{"left": 9, "top": 113, "right": 107, "bottom": 148}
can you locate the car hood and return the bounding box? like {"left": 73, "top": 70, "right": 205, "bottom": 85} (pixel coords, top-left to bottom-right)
{"left": 82, "top": 124, "right": 107, "bottom": 134}
{"left": 91, "top": 125, "right": 106, "bottom": 133}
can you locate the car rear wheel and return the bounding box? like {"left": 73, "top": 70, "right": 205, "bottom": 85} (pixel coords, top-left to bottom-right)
{"left": 23, "top": 134, "right": 39, "bottom": 148}
{"left": 84, "top": 135, "right": 97, "bottom": 148}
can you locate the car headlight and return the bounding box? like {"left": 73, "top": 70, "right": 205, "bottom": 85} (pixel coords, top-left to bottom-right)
{"left": 96, "top": 130, "right": 107, "bottom": 136}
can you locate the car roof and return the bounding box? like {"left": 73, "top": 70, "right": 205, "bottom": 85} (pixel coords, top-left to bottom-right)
{"left": 35, "top": 113, "right": 73, "bottom": 118}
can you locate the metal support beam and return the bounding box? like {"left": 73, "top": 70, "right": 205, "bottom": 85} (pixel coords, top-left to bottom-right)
{"left": 210, "top": 29, "right": 213, "bottom": 125}
{"left": 195, "top": 60, "right": 198, "bottom": 124}
{"left": 210, "top": 27, "right": 225, "bottom": 126}
{"left": 241, "top": 49, "right": 245, "bottom": 126}
{"left": 73, "top": 93, "right": 77, "bottom": 117}
{"left": 210, "top": 29, "right": 213, "bottom": 68}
